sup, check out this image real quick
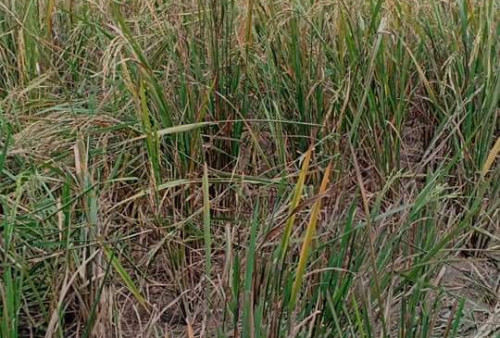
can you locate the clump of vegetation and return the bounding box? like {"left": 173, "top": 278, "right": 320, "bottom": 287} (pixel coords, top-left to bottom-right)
{"left": 0, "top": 0, "right": 498, "bottom": 337}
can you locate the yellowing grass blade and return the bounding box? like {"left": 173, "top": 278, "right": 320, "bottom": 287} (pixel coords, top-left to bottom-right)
{"left": 122, "top": 122, "right": 216, "bottom": 145}
{"left": 203, "top": 163, "right": 212, "bottom": 275}
{"left": 289, "top": 162, "right": 331, "bottom": 310}
{"left": 279, "top": 147, "right": 313, "bottom": 263}
{"left": 45, "top": 0, "right": 56, "bottom": 41}
{"left": 481, "top": 137, "right": 500, "bottom": 177}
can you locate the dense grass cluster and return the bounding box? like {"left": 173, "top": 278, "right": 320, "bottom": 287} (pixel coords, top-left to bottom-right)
{"left": 0, "top": 0, "right": 499, "bottom": 337}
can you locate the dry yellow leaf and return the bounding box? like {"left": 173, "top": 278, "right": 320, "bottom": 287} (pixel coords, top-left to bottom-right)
{"left": 482, "top": 137, "right": 500, "bottom": 177}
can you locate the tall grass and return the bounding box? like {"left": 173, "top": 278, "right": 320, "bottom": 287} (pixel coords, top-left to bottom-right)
{"left": 0, "top": 0, "right": 498, "bottom": 337}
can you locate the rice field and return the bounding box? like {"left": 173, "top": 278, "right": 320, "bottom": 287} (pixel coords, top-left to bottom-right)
{"left": 0, "top": 0, "right": 499, "bottom": 337}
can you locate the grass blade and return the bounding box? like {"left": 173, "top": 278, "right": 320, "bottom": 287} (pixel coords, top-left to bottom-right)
{"left": 103, "top": 246, "right": 147, "bottom": 309}
{"left": 289, "top": 162, "right": 331, "bottom": 310}
{"left": 278, "top": 146, "right": 313, "bottom": 263}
